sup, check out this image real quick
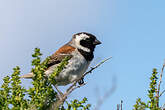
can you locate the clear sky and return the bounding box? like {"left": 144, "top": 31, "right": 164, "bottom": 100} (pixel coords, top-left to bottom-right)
{"left": 0, "top": 0, "right": 165, "bottom": 109}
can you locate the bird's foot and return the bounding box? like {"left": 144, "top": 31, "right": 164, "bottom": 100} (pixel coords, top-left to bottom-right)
{"left": 78, "top": 77, "right": 84, "bottom": 85}
{"left": 54, "top": 85, "right": 64, "bottom": 100}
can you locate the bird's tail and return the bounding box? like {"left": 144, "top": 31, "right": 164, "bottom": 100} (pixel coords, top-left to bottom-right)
{"left": 20, "top": 72, "right": 34, "bottom": 78}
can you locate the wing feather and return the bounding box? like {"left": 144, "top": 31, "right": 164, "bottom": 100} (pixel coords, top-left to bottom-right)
{"left": 46, "top": 45, "right": 76, "bottom": 68}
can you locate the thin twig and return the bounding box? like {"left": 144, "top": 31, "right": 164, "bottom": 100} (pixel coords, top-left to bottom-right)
{"left": 94, "top": 76, "right": 116, "bottom": 110}
{"left": 160, "top": 90, "right": 165, "bottom": 97}
{"left": 117, "top": 104, "right": 120, "bottom": 110}
{"left": 54, "top": 85, "right": 63, "bottom": 100}
{"left": 66, "top": 57, "right": 112, "bottom": 100}
{"left": 162, "top": 103, "right": 165, "bottom": 110}
{"left": 120, "top": 100, "right": 123, "bottom": 110}
{"left": 157, "top": 60, "right": 165, "bottom": 97}
{"left": 116, "top": 100, "right": 123, "bottom": 110}
{"left": 94, "top": 85, "right": 116, "bottom": 110}
{"left": 156, "top": 60, "right": 165, "bottom": 107}
{"left": 83, "top": 57, "right": 113, "bottom": 78}
{"left": 67, "top": 57, "right": 112, "bottom": 93}
{"left": 48, "top": 57, "right": 112, "bottom": 110}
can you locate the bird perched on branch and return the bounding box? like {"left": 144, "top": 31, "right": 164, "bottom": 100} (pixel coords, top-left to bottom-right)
{"left": 21, "top": 32, "right": 101, "bottom": 86}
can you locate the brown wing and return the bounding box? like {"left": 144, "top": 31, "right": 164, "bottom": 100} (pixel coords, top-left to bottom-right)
{"left": 47, "top": 45, "right": 76, "bottom": 68}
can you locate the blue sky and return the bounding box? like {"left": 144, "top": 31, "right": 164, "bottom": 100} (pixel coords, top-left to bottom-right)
{"left": 0, "top": 0, "right": 165, "bottom": 109}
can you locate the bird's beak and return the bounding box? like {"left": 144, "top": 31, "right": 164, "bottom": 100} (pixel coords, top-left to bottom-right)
{"left": 93, "top": 39, "right": 102, "bottom": 45}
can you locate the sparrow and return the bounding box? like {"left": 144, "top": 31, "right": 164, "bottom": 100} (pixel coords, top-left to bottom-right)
{"left": 21, "top": 32, "right": 101, "bottom": 86}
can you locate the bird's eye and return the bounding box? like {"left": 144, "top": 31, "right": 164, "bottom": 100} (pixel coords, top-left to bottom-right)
{"left": 85, "top": 38, "right": 91, "bottom": 42}
{"left": 73, "top": 35, "right": 76, "bottom": 39}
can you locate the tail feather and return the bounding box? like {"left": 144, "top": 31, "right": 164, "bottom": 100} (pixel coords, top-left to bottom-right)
{"left": 21, "top": 72, "right": 34, "bottom": 78}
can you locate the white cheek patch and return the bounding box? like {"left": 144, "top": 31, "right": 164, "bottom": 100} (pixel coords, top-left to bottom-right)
{"left": 76, "top": 33, "right": 89, "bottom": 41}
{"left": 75, "top": 33, "right": 90, "bottom": 52}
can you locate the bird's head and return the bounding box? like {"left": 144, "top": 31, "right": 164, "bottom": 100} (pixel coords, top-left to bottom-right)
{"left": 70, "top": 32, "right": 101, "bottom": 52}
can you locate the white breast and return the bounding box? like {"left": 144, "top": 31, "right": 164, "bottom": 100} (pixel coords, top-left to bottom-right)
{"left": 45, "top": 49, "right": 90, "bottom": 86}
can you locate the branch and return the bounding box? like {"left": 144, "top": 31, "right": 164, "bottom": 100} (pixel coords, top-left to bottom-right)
{"left": 117, "top": 104, "right": 120, "bottom": 110}
{"left": 93, "top": 76, "right": 116, "bottom": 110}
{"left": 48, "top": 57, "right": 112, "bottom": 110}
{"left": 116, "top": 100, "right": 123, "bottom": 110}
{"left": 156, "top": 60, "right": 165, "bottom": 107}
{"left": 160, "top": 90, "right": 165, "bottom": 97}
{"left": 162, "top": 103, "right": 165, "bottom": 110}
{"left": 67, "top": 57, "right": 112, "bottom": 93}
{"left": 120, "top": 100, "right": 123, "bottom": 110}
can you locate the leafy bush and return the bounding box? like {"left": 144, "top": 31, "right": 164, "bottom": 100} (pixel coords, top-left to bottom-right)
{"left": 133, "top": 68, "right": 164, "bottom": 110}
{"left": 0, "top": 48, "right": 90, "bottom": 110}
{"left": 1, "top": 48, "right": 164, "bottom": 110}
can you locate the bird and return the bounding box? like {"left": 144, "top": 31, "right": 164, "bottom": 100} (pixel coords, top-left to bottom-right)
{"left": 21, "top": 32, "right": 101, "bottom": 86}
